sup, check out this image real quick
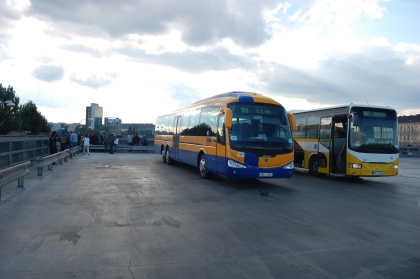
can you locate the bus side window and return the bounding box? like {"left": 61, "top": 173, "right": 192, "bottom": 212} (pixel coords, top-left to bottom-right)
{"left": 199, "top": 107, "right": 218, "bottom": 136}
{"left": 155, "top": 117, "right": 162, "bottom": 135}
{"left": 217, "top": 115, "right": 225, "bottom": 144}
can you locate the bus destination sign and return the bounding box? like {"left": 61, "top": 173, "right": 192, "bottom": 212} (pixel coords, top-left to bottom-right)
{"left": 239, "top": 107, "right": 278, "bottom": 115}
{"left": 363, "top": 111, "right": 387, "bottom": 118}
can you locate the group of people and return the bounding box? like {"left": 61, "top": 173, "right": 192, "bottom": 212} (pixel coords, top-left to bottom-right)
{"left": 48, "top": 128, "right": 80, "bottom": 155}
{"left": 48, "top": 129, "right": 148, "bottom": 156}
{"left": 126, "top": 133, "right": 148, "bottom": 147}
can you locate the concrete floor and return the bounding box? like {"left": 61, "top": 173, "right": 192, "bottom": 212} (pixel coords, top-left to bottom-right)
{"left": 0, "top": 153, "right": 419, "bottom": 278}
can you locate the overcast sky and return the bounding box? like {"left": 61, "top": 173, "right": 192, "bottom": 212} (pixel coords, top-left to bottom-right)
{"left": 1, "top": 0, "right": 419, "bottom": 124}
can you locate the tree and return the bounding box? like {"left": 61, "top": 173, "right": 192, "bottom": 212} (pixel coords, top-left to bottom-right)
{"left": 20, "top": 101, "right": 51, "bottom": 135}
{"left": 0, "top": 84, "right": 21, "bottom": 135}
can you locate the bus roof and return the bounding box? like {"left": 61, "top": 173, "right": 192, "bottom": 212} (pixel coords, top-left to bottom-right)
{"left": 192, "top": 91, "right": 280, "bottom": 106}
{"left": 291, "top": 103, "right": 396, "bottom": 115}
{"left": 159, "top": 91, "right": 283, "bottom": 117}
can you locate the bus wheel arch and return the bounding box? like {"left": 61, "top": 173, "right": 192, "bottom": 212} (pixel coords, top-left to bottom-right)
{"left": 165, "top": 146, "right": 174, "bottom": 165}
{"left": 309, "top": 155, "right": 326, "bottom": 178}
{"left": 198, "top": 152, "right": 213, "bottom": 179}
{"left": 161, "top": 145, "right": 166, "bottom": 163}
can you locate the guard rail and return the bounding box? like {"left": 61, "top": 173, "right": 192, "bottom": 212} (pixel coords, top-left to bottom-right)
{"left": 0, "top": 161, "right": 31, "bottom": 202}
{"left": 88, "top": 145, "right": 154, "bottom": 153}
{"left": 399, "top": 146, "right": 420, "bottom": 156}
{"left": 35, "top": 150, "right": 70, "bottom": 176}
{"left": 68, "top": 146, "right": 82, "bottom": 158}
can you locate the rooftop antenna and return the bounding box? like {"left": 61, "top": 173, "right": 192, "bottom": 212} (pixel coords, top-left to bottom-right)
{"left": 364, "top": 98, "right": 369, "bottom": 105}
{"left": 253, "top": 84, "right": 255, "bottom": 93}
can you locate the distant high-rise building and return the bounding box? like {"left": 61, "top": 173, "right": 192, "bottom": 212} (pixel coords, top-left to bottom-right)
{"left": 86, "top": 103, "right": 103, "bottom": 130}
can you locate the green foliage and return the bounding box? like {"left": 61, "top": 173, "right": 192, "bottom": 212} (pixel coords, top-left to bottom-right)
{"left": 20, "top": 101, "right": 51, "bottom": 135}
{"left": 1, "top": 83, "right": 51, "bottom": 135}
{"left": 0, "top": 84, "right": 21, "bottom": 135}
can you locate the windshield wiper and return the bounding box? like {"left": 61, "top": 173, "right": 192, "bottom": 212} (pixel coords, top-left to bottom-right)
{"left": 243, "top": 146, "right": 291, "bottom": 152}
{"left": 357, "top": 143, "right": 398, "bottom": 153}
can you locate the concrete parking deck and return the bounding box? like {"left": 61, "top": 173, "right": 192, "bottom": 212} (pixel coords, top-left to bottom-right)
{"left": 0, "top": 153, "right": 419, "bottom": 278}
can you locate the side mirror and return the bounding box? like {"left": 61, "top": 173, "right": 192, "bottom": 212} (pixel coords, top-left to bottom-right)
{"left": 288, "top": 113, "right": 296, "bottom": 131}
{"left": 220, "top": 108, "right": 232, "bottom": 129}
{"left": 351, "top": 112, "right": 359, "bottom": 126}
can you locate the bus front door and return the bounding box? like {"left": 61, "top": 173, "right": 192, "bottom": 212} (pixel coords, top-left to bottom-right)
{"left": 174, "top": 116, "right": 182, "bottom": 161}
{"left": 216, "top": 113, "right": 226, "bottom": 176}
{"left": 317, "top": 116, "right": 332, "bottom": 175}
{"left": 331, "top": 115, "right": 347, "bottom": 175}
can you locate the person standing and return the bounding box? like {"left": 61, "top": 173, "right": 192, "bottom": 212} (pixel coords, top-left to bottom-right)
{"left": 127, "top": 134, "right": 133, "bottom": 146}
{"left": 133, "top": 133, "right": 140, "bottom": 146}
{"left": 83, "top": 134, "right": 90, "bottom": 155}
{"left": 109, "top": 133, "right": 116, "bottom": 154}
{"left": 70, "top": 131, "right": 78, "bottom": 147}
{"left": 103, "top": 132, "right": 108, "bottom": 153}
{"left": 114, "top": 136, "right": 119, "bottom": 153}
{"left": 140, "top": 133, "right": 148, "bottom": 146}
{"left": 49, "top": 131, "right": 59, "bottom": 154}
{"left": 59, "top": 128, "right": 68, "bottom": 151}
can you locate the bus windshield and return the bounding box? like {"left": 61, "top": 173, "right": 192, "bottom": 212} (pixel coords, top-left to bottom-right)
{"left": 349, "top": 107, "right": 399, "bottom": 154}
{"left": 228, "top": 103, "right": 293, "bottom": 155}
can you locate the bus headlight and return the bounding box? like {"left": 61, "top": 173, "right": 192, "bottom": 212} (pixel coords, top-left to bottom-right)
{"left": 283, "top": 162, "right": 294, "bottom": 169}
{"left": 393, "top": 164, "right": 399, "bottom": 169}
{"left": 228, "top": 159, "right": 246, "bottom": 168}
{"left": 349, "top": 163, "right": 362, "bottom": 169}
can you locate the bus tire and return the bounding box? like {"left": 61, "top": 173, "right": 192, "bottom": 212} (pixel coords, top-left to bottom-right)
{"left": 199, "top": 153, "right": 213, "bottom": 179}
{"left": 309, "top": 156, "right": 326, "bottom": 178}
{"left": 166, "top": 147, "right": 173, "bottom": 165}
{"left": 162, "top": 148, "right": 167, "bottom": 163}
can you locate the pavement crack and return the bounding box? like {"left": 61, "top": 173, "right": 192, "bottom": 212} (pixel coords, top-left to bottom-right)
{"left": 128, "top": 259, "right": 135, "bottom": 279}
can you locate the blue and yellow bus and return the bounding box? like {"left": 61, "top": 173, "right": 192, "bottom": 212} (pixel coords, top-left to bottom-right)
{"left": 293, "top": 104, "right": 399, "bottom": 177}
{"left": 154, "top": 92, "right": 296, "bottom": 179}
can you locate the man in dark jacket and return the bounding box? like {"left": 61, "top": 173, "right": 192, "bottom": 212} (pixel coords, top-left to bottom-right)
{"left": 133, "top": 134, "right": 140, "bottom": 146}
{"left": 49, "top": 131, "right": 59, "bottom": 154}
{"left": 109, "top": 133, "right": 116, "bottom": 154}
{"left": 140, "top": 134, "right": 148, "bottom": 146}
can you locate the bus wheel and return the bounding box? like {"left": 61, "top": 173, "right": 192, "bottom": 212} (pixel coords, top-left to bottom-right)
{"left": 309, "top": 157, "right": 326, "bottom": 178}
{"left": 162, "top": 148, "right": 167, "bottom": 163}
{"left": 199, "top": 154, "right": 213, "bottom": 179}
{"left": 166, "top": 147, "right": 173, "bottom": 165}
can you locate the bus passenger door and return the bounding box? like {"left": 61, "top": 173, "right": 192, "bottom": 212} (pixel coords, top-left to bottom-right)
{"left": 317, "top": 116, "right": 332, "bottom": 175}
{"left": 174, "top": 116, "right": 182, "bottom": 161}
{"left": 216, "top": 113, "right": 226, "bottom": 176}
{"left": 331, "top": 115, "right": 347, "bottom": 175}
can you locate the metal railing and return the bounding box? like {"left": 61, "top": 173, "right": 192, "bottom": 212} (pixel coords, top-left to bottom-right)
{"left": 35, "top": 150, "right": 71, "bottom": 176}
{"left": 0, "top": 161, "right": 31, "bottom": 202}
{"left": 399, "top": 146, "right": 420, "bottom": 156}
{"left": 0, "top": 136, "right": 49, "bottom": 168}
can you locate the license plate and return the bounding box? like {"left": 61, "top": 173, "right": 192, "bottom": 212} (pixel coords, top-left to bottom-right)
{"left": 259, "top": 173, "right": 273, "bottom": 177}
{"left": 372, "top": 171, "right": 383, "bottom": 176}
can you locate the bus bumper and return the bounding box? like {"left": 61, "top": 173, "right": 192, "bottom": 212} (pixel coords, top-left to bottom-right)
{"left": 225, "top": 163, "right": 294, "bottom": 179}
{"left": 347, "top": 162, "right": 399, "bottom": 177}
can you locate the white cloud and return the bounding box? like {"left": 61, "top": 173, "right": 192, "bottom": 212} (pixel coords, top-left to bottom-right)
{"left": 32, "top": 64, "right": 64, "bottom": 82}
{"left": 0, "top": 0, "right": 419, "bottom": 126}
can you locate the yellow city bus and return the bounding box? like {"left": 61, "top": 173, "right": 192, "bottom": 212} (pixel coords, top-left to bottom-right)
{"left": 292, "top": 104, "right": 399, "bottom": 177}
{"left": 154, "top": 91, "right": 296, "bottom": 179}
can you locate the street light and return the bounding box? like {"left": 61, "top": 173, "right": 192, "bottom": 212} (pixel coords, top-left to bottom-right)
{"left": 78, "top": 118, "right": 93, "bottom": 133}
{"left": 1, "top": 100, "right": 14, "bottom": 109}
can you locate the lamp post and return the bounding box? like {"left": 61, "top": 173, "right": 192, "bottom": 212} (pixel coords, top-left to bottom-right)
{"left": 78, "top": 118, "right": 93, "bottom": 134}
{"left": 1, "top": 100, "right": 14, "bottom": 108}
